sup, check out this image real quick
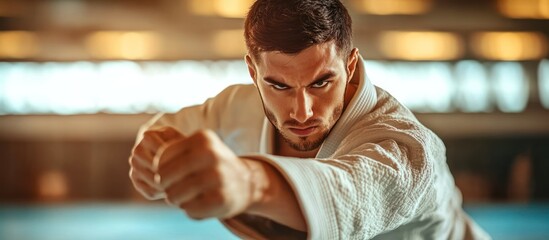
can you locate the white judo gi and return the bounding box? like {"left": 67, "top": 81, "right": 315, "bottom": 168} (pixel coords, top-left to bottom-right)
{"left": 139, "top": 58, "right": 490, "bottom": 240}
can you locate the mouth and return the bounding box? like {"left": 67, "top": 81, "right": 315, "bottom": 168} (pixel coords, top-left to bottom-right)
{"left": 288, "top": 126, "right": 318, "bottom": 136}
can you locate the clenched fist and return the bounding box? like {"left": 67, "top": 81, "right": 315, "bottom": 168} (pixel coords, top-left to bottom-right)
{"left": 129, "top": 126, "right": 182, "bottom": 200}
{"left": 129, "top": 126, "right": 306, "bottom": 231}
{"left": 129, "top": 127, "right": 264, "bottom": 219}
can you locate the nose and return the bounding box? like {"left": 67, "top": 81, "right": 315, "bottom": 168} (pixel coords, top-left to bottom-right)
{"left": 290, "top": 89, "right": 314, "bottom": 123}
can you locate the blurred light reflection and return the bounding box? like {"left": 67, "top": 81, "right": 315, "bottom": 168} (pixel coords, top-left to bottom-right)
{"left": 85, "top": 31, "right": 162, "bottom": 60}
{"left": 0, "top": 31, "right": 39, "bottom": 59}
{"left": 492, "top": 62, "right": 529, "bottom": 112}
{"left": 0, "top": 60, "right": 545, "bottom": 114}
{"left": 379, "top": 31, "right": 463, "bottom": 60}
{"left": 189, "top": 0, "right": 254, "bottom": 18}
{"left": 38, "top": 170, "right": 68, "bottom": 200}
{"left": 366, "top": 62, "right": 453, "bottom": 112}
{"left": 454, "top": 61, "right": 491, "bottom": 112}
{"left": 540, "top": 60, "right": 549, "bottom": 109}
{"left": 351, "top": 0, "right": 432, "bottom": 15}
{"left": 213, "top": 30, "right": 247, "bottom": 58}
{"left": 497, "top": 0, "right": 549, "bottom": 19}
{"left": 472, "top": 32, "right": 547, "bottom": 60}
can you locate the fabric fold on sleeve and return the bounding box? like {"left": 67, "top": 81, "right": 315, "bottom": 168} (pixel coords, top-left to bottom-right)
{"left": 223, "top": 154, "right": 341, "bottom": 240}
{"left": 223, "top": 141, "right": 437, "bottom": 240}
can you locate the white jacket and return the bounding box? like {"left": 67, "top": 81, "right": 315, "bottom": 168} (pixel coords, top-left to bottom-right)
{"left": 139, "top": 59, "right": 490, "bottom": 239}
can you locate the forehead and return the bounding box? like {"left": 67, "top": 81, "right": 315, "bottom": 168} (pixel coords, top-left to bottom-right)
{"left": 255, "top": 42, "right": 344, "bottom": 78}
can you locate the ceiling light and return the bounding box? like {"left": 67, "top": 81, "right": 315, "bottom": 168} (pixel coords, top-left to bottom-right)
{"left": 497, "top": 0, "right": 549, "bottom": 19}
{"left": 379, "top": 31, "right": 463, "bottom": 60}
{"left": 0, "top": 31, "right": 39, "bottom": 59}
{"left": 471, "top": 32, "right": 547, "bottom": 60}
{"left": 85, "top": 31, "right": 161, "bottom": 60}
{"left": 189, "top": 0, "right": 253, "bottom": 18}
{"left": 213, "top": 29, "right": 246, "bottom": 58}
{"left": 352, "top": 0, "right": 432, "bottom": 15}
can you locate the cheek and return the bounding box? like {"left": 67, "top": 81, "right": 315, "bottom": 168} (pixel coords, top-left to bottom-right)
{"left": 314, "top": 87, "right": 346, "bottom": 115}
{"left": 259, "top": 88, "right": 289, "bottom": 117}
{"left": 313, "top": 98, "right": 336, "bottom": 118}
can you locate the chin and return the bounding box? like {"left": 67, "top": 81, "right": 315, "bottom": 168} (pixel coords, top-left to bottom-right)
{"left": 283, "top": 130, "right": 328, "bottom": 151}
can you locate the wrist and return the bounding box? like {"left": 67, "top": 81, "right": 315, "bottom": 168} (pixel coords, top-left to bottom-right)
{"left": 241, "top": 158, "right": 275, "bottom": 214}
{"left": 240, "top": 158, "right": 308, "bottom": 232}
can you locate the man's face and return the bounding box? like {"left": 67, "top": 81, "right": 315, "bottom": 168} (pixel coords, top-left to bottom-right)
{"left": 247, "top": 42, "right": 354, "bottom": 151}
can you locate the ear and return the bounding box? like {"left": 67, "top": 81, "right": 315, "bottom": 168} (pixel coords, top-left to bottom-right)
{"left": 245, "top": 54, "right": 258, "bottom": 85}
{"left": 346, "top": 48, "right": 359, "bottom": 83}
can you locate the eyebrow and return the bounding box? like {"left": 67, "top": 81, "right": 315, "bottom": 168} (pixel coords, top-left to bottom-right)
{"left": 263, "top": 71, "right": 337, "bottom": 87}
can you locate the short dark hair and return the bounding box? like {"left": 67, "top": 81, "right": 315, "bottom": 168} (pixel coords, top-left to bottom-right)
{"left": 244, "top": 0, "right": 353, "bottom": 59}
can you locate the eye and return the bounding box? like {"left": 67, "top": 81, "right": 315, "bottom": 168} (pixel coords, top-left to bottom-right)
{"left": 311, "top": 80, "right": 329, "bottom": 88}
{"left": 271, "top": 84, "right": 289, "bottom": 90}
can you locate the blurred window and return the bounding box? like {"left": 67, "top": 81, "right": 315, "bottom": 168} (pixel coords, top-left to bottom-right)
{"left": 454, "top": 61, "right": 491, "bottom": 112}
{"left": 540, "top": 59, "right": 549, "bottom": 109}
{"left": 492, "top": 62, "right": 529, "bottom": 112}
{"left": 0, "top": 60, "right": 546, "bottom": 115}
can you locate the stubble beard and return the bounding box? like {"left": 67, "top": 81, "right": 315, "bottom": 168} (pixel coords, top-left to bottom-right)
{"left": 265, "top": 104, "right": 343, "bottom": 151}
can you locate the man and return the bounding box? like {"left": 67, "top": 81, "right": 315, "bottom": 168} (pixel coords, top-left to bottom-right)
{"left": 129, "top": 0, "right": 490, "bottom": 239}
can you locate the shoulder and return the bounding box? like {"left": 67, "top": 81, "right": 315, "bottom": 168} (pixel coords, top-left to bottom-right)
{"left": 212, "top": 84, "right": 264, "bottom": 125}
{"left": 205, "top": 84, "right": 262, "bottom": 113}
{"left": 212, "top": 84, "right": 265, "bottom": 153}
{"left": 341, "top": 86, "right": 445, "bottom": 156}
{"left": 214, "top": 84, "right": 260, "bottom": 103}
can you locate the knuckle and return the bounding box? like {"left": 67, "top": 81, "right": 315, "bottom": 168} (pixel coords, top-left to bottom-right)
{"left": 194, "top": 130, "right": 209, "bottom": 143}
{"left": 143, "top": 130, "right": 157, "bottom": 137}
{"left": 133, "top": 144, "right": 145, "bottom": 156}
{"left": 129, "top": 168, "right": 142, "bottom": 181}
{"left": 161, "top": 126, "right": 178, "bottom": 135}
{"left": 165, "top": 127, "right": 180, "bottom": 136}
{"left": 129, "top": 176, "right": 157, "bottom": 200}
{"left": 196, "top": 129, "right": 217, "bottom": 145}
{"left": 185, "top": 208, "right": 206, "bottom": 220}
{"left": 201, "top": 129, "right": 215, "bottom": 137}
{"left": 156, "top": 126, "right": 171, "bottom": 132}
{"left": 129, "top": 155, "right": 138, "bottom": 166}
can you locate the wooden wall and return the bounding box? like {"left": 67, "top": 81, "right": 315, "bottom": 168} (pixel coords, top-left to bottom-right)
{"left": 1, "top": 113, "right": 548, "bottom": 203}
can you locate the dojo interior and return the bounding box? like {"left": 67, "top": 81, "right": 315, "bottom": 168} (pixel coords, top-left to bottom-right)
{"left": 1, "top": 0, "right": 548, "bottom": 239}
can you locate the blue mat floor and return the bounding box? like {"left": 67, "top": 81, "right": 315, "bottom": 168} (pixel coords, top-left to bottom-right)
{"left": 0, "top": 203, "right": 548, "bottom": 239}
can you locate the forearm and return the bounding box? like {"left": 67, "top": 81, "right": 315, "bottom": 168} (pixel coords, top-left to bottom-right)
{"left": 243, "top": 158, "right": 307, "bottom": 232}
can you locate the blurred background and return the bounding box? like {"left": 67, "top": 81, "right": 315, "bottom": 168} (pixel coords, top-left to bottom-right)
{"left": 0, "top": 0, "right": 548, "bottom": 239}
